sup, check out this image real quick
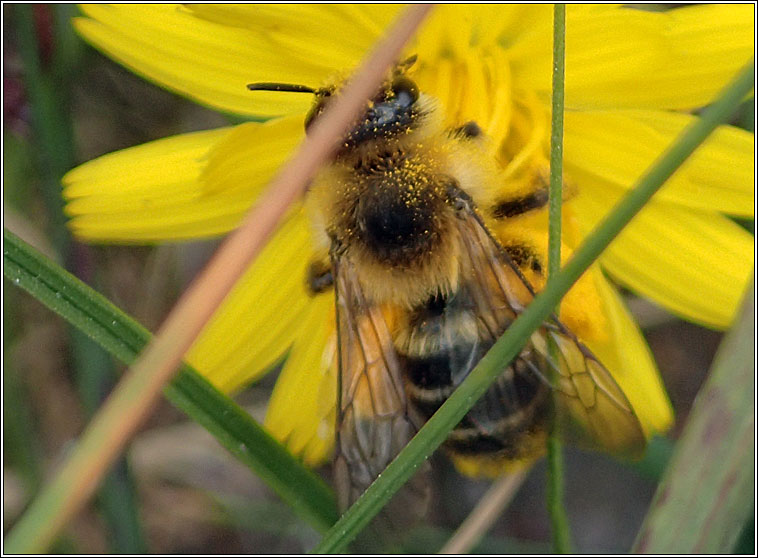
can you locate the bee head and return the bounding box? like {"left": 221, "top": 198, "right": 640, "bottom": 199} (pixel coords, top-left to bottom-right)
{"left": 247, "top": 56, "right": 423, "bottom": 148}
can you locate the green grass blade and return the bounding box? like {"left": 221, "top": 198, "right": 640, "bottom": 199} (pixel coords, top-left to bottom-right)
{"left": 3, "top": 229, "right": 338, "bottom": 552}
{"left": 633, "top": 277, "right": 755, "bottom": 553}
{"left": 546, "top": 4, "right": 571, "bottom": 553}
{"left": 311, "top": 60, "right": 755, "bottom": 554}
{"left": 14, "top": 4, "right": 73, "bottom": 257}
{"left": 93, "top": 456, "right": 146, "bottom": 553}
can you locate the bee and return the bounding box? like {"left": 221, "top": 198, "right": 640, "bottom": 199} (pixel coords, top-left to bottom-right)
{"left": 248, "top": 56, "right": 646, "bottom": 514}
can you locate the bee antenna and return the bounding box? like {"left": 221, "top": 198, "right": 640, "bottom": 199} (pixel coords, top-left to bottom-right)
{"left": 247, "top": 82, "right": 316, "bottom": 94}
{"left": 396, "top": 54, "right": 418, "bottom": 72}
{"left": 402, "top": 54, "right": 418, "bottom": 67}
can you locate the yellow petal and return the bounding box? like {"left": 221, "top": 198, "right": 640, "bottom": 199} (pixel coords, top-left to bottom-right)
{"left": 513, "top": 4, "right": 755, "bottom": 110}
{"left": 413, "top": 5, "right": 481, "bottom": 60}
{"left": 564, "top": 110, "right": 755, "bottom": 217}
{"left": 264, "top": 293, "right": 336, "bottom": 465}
{"left": 63, "top": 116, "right": 303, "bottom": 242}
{"left": 488, "top": 4, "right": 553, "bottom": 54}
{"left": 572, "top": 180, "right": 755, "bottom": 329}
{"left": 586, "top": 271, "right": 674, "bottom": 438}
{"left": 75, "top": 5, "right": 329, "bottom": 117}
{"left": 201, "top": 114, "right": 304, "bottom": 196}
{"left": 446, "top": 5, "right": 545, "bottom": 49}
{"left": 191, "top": 4, "right": 399, "bottom": 79}
{"left": 187, "top": 209, "right": 314, "bottom": 393}
{"left": 414, "top": 48, "right": 514, "bottom": 154}
{"left": 64, "top": 127, "right": 236, "bottom": 241}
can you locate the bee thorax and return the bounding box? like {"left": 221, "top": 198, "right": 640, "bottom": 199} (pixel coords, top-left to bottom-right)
{"left": 356, "top": 178, "right": 441, "bottom": 265}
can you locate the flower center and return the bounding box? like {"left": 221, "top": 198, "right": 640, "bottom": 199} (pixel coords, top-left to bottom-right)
{"left": 414, "top": 50, "right": 558, "bottom": 205}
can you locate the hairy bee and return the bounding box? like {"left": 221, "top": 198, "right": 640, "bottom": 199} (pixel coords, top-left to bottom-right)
{"left": 249, "top": 57, "right": 645, "bottom": 514}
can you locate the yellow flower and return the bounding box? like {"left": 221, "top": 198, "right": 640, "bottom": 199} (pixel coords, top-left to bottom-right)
{"left": 64, "top": 5, "right": 754, "bottom": 467}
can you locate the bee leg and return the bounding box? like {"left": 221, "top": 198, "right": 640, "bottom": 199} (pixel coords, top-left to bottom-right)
{"left": 450, "top": 120, "right": 482, "bottom": 140}
{"left": 492, "top": 166, "right": 577, "bottom": 220}
{"left": 306, "top": 259, "right": 333, "bottom": 294}
{"left": 501, "top": 243, "right": 544, "bottom": 275}
{"left": 491, "top": 187, "right": 550, "bottom": 219}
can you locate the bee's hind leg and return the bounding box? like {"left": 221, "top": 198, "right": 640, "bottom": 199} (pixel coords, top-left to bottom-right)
{"left": 450, "top": 120, "right": 483, "bottom": 140}
{"left": 491, "top": 167, "right": 576, "bottom": 220}
{"left": 491, "top": 186, "right": 550, "bottom": 220}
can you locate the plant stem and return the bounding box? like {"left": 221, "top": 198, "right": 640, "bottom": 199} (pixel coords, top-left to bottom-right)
{"left": 546, "top": 4, "right": 572, "bottom": 553}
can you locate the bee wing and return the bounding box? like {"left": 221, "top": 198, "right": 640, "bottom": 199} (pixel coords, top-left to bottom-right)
{"left": 331, "top": 255, "right": 430, "bottom": 516}
{"left": 454, "top": 208, "right": 646, "bottom": 458}
{"left": 529, "top": 328, "right": 647, "bottom": 457}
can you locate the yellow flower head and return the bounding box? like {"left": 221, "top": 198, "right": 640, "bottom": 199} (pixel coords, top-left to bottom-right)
{"left": 64, "top": 5, "right": 754, "bottom": 468}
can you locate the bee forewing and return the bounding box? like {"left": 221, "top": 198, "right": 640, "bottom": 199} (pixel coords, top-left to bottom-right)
{"left": 457, "top": 208, "right": 646, "bottom": 459}
{"left": 332, "top": 256, "right": 430, "bottom": 516}
{"left": 534, "top": 330, "right": 647, "bottom": 458}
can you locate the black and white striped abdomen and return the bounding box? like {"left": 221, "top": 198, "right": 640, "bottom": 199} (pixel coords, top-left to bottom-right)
{"left": 393, "top": 285, "right": 552, "bottom": 461}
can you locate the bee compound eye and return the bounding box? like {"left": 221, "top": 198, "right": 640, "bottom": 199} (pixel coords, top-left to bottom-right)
{"left": 391, "top": 77, "right": 419, "bottom": 107}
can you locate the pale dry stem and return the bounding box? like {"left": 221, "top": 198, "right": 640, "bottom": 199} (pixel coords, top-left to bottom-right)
{"left": 439, "top": 469, "right": 529, "bottom": 554}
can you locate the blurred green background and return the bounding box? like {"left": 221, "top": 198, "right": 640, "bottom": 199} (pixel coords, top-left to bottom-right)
{"left": 3, "top": 4, "right": 754, "bottom": 554}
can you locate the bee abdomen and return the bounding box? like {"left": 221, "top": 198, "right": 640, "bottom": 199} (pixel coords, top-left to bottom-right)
{"left": 444, "top": 423, "right": 545, "bottom": 460}
{"left": 444, "top": 370, "right": 551, "bottom": 460}
{"left": 404, "top": 353, "right": 551, "bottom": 458}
